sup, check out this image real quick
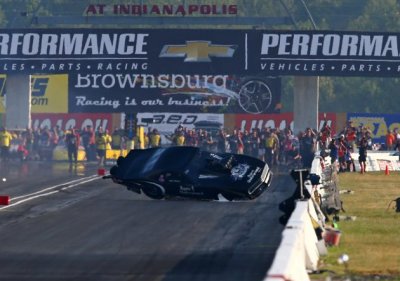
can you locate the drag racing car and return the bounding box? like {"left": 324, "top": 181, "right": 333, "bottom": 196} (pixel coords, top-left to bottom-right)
{"left": 104, "top": 146, "right": 272, "bottom": 201}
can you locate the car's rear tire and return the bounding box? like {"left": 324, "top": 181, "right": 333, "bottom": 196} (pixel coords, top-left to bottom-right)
{"left": 141, "top": 181, "right": 166, "bottom": 200}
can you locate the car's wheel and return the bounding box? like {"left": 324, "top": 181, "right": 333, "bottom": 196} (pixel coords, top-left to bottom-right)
{"left": 141, "top": 181, "right": 166, "bottom": 200}
{"left": 238, "top": 78, "right": 273, "bottom": 114}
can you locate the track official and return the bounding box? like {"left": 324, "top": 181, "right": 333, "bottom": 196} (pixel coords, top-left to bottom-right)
{"left": 0, "top": 127, "right": 13, "bottom": 161}
{"left": 96, "top": 129, "right": 107, "bottom": 167}
{"left": 149, "top": 129, "right": 161, "bottom": 147}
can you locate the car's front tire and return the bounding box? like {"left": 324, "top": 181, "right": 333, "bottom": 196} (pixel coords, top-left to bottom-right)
{"left": 141, "top": 181, "right": 166, "bottom": 200}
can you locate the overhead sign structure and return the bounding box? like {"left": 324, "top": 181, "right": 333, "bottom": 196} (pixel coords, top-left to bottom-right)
{"left": 1, "top": 29, "right": 400, "bottom": 77}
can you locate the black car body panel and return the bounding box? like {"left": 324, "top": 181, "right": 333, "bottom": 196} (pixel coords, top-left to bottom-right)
{"left": 107, "top": 146, "right": 272, "bottom": 201}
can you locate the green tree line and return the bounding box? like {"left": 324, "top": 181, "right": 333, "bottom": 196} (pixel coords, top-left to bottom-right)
{"left": 0, "top": 0, "right": 400, "bottom": 113}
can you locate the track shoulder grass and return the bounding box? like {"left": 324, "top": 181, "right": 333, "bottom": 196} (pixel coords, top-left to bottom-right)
{"left": 313, "top": 172, "right": 400, "bottom": 280}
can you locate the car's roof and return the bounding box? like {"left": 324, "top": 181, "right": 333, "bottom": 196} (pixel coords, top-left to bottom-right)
{"left": 119, "top": 146, "right": 200, "bottom": 179}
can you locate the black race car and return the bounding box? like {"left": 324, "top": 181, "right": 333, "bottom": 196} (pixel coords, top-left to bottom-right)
{"left": 104, "top": 146, "right": 272, "bottom": 201}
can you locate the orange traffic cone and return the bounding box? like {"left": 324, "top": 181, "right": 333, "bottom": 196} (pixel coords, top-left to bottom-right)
{"left": 385, "top": 165, "right": 390, "bottom": 176}
{"left": 97, "top": 168, "right": 106, "bottom": 176}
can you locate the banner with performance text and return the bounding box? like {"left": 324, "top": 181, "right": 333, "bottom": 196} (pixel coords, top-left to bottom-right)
{"left": 1, "top": 29, "right": 400, "bottom": 77}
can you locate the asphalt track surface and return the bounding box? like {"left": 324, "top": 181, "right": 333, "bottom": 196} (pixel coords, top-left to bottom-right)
{"left": 0, "top": 161, "right": 297, "bottom": 281}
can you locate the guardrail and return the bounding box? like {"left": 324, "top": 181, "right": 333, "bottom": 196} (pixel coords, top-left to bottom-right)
{"left": 264, "top": 155, "right": 334, "bottom": 281}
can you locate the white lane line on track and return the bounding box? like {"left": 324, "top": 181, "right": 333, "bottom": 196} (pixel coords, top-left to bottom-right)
{"left": 0, "top": 175, "right": 101, "bottom": 210}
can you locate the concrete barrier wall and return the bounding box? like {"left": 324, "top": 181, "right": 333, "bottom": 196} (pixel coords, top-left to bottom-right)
{"left": 264, "top": 156, "right": 330, "bottom": 281}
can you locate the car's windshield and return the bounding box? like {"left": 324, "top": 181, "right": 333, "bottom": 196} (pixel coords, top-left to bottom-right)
{"left": 140, "top": 148, "right": 165, "bottom": 175}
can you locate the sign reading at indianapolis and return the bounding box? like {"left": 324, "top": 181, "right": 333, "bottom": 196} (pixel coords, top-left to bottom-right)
{"left": 85, "top": 4, "right": 238, "bottom": 16}
{"left": 2, "top": 29, "right": 400, "bottom": 77}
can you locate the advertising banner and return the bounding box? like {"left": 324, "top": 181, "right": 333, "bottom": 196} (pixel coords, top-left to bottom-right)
{"left": 0, "top": 74, "right": 68, "bottom": 113}
{"left": 235, "top": 113, "right": 337, "bottom": 133}
{"left": 351, "top": 151, "right": 400, "bottom": 172}
{"left": 348, "top": 113, "right": 400, "bottom": 143}
{"left": 136, "top": 112, "right": 224, "bottom": 144}
{"left": 69, "top": 74, "right": 281, "bottom": 114}
{"left": 2, "top": 29, "right": 400, "bottom": 77}
{"left": 32, "top": 113, "right": 112, "bottom": 131}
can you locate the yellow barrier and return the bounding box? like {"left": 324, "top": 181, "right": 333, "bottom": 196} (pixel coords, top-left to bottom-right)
{"left": 52, "top": 147, "right": 130, "bottom": 162}
{"left": 106, "top": 149, "right": 129, "bottom": 160}
{"left": 52, "top": 145, "right": 86, "bottom": 161}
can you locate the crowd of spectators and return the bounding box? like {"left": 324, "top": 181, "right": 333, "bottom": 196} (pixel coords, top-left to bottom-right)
{"left": 325, "top": 121, "right": 400, "bottom": 173}
{"left": 1, "top": 120, "right": 400, "bottom": 172}
{"left": 156, "top": 124, "right": 307, "bottom": 168}
{"left": 0, "top": 125, "right": 117, "bottom": 166}
{"left": 151, "top": 119, "right": 400, "bottom": 172}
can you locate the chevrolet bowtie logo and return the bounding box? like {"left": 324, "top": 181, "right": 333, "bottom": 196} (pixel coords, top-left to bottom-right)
{"left": 159, "top": 41, "right": 236, "bottom": 62}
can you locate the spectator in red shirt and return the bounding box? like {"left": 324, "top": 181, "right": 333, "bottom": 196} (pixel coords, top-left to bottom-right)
{"left": 346, "top": 127, "right": 357, "bottom": 152}
{"left": 386, "top": 130, "right": 395, "bottom": 150}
